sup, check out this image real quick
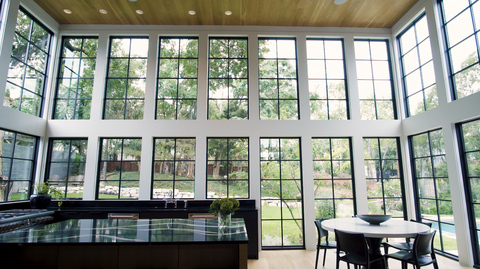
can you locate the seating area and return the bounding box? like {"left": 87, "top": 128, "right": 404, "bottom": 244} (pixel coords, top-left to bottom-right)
{"left": 314, "top": 218, "right": 441, "bottom": 269}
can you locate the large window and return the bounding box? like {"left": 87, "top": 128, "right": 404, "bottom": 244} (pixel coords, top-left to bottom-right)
{"left": 354, "top": 40, "right": 396, "bottom": 120}
{"left": 312, "top": 138, "right": 355, "bottom": 219}
{"left": 104, "top": 37, "right": 148, "bottom": 120}
{"left": 206, "top": 138, "right": 249, "bottom": 198}
{"left": 97, "top": 138, "right": 142, "bottom": 199}
{"left": 0, "top": 129, "right": 37, "bottom": 202}
{"left": 398, "top": 14, "right": 438, "bottom": 117}
{"left": 3, "top": 8, "right": 52, "bottom": 117}
{"left": 258, "top": 38, "right": 299, "bottom": 120}
{"left": 410, "top": 129, "right": 457, "bottom": 255}
{"left": 157, "top": 37, "right": 198, "bottom": 120}
{"left": 208, "top": 38, "right": 248, "bottom": 120}
{"left": 440, "top": 0, "right": 480, "bottom": 99}
{"left": 363, "top": 138, "right": 405, "bottom": 217}
{"left": 152, "top": 138, "right": 195, "bottom": 199}
{"left": 53, "top": 37, "right": 98, "bottom": 119}
{"left": 45, "top": 139, "right": 88, "bottom": 199}
{"left": 307, "top": 39, "right": 348, "bottom": 120}
{"left": 260, "top": 138, "right": 303, "bottom": 248}
{"left": 457, "top": 118, "right": 480, "bottom": 264}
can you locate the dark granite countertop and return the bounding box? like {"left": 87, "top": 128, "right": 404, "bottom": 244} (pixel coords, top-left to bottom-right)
{"left": 0, "top": 218, "right": 248, "bottom": 244}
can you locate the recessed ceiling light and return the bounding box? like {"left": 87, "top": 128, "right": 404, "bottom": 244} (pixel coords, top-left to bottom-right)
{"left": 334, "top": 0, "right": 346, "bottom": 5}
{"left": 99, "top": 9, "right": 107, "bottom": 14}
{"left": 136, "top": 10, "right": 143, "bottom": 15}
{"left": 129, "top": 0, "right": 137, "bottom": 2}
{"left": 63, "top": 9, "right": 72, "bottom": 14}
{"left": 225, "top": 11, "right": 232, "bottom": 16}
{"left": 188, "top": 10, "right": 196, "bottom": 15}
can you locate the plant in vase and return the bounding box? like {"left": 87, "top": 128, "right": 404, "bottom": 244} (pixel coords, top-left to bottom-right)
{"left": 30, "top": 180, "right": 64, "bottom": 209}
{"left": 209, "top": 198, "right": 240, "bottom": 230}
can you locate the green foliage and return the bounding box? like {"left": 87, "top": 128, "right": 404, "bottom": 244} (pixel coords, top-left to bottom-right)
{"left": 209, "top": 198, "right": 240, "bottom": 216}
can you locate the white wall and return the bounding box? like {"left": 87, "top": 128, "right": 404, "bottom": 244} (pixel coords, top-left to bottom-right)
{"left": 0, "top": 0, "right": 478, "bottom": 266}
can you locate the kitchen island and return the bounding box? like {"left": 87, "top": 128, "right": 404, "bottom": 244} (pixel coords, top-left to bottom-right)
{"left": 0, "top": 218, "right": 248, "bottom": 269}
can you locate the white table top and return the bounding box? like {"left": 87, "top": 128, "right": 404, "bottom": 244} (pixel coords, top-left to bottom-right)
{"left": 321, "top": 218, "right": 431, "bottom": 238}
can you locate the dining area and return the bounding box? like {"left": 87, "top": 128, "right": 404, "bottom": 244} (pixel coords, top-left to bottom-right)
{"left": 316, "top": 215, "right": 436, "bottom": 269}
{"left": 249, "top": 215, "right": 472, "bottom": 269}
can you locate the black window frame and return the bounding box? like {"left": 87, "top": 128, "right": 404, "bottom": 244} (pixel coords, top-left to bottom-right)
{"left": 4, "top": 6, "right": 53, "bottom": 117}
{"left": 44, "top": 138, "right": 88, "bottom": 199}
{"left": 0, "top": 128, "right": 39, "bottom": 202}
{"left": 409, "top": 129, "right": 457, "bottom": 257}
{"left": 354, "top": 39, "right": 397, "bottom": 120}
{"left": 456, "top": 117, "right": 480, "bottom": 266}
{"left": 103, "top": 36, "right": 148, "bottom": 120}
{"left": 258, "top": 37, "right": 300, "bottom": 120}
{"left": 260, "top": 137, "right": 304, "bottom": 249}
{"left": 306, "top": 38, "right": 350, "bottom": 120}
{"left": 208, "top": 37, "right": 249, "bottom": 120}
{"left": 206, "top": 137, "right": 250, "bottom": 199}
{"left": 397, "top": 12, "right": 437, "bottom": 118}
{"left": 363, "top": 137, "right": 406, "bottom": 218}
{"left": 438, "top": 0, "right": 480, "bottom": 100}
{"left": 156, "top": 36, "right": 199, "bottom": 120}
{"left": 96, "top": 137, "right": 142, "bottom": 200}
{"left": 53, "top": 36, "right": 98, "bottom": 120}
{"left": 151, "top": 137, "right": 196, "bottom": 199}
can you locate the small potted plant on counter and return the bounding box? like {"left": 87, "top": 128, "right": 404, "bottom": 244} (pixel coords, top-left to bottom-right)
{"left": 30, "top": 180, "right": 64, "bottom": 209}
{"left": 209, "top": 197, "right": 240, "bottom": 230}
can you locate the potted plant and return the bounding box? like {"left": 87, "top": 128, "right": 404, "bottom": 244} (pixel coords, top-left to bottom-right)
{"left": 209, "top": 198, "right": 240, "bottom": 229}
{"left": 30, "top": 180, "right": 64, "bottom": 209}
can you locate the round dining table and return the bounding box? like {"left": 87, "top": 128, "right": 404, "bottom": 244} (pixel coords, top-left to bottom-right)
{"left": 321, "top": 218, "right": 431, "bottom": 269}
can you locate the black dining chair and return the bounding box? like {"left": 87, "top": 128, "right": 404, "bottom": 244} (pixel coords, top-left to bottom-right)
{"left": 314, "top": 219, "right": 336, "bottom": 268}
{"left": 334, "top": 229, "right": 386, "bottom": 269}
{"left": 382, "top": 219, "right": 432, "bottom": 254}
{"left": 383, "top": 230, "right": 438, "bottom": 269}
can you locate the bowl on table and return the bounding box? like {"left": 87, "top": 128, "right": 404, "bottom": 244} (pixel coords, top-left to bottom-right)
{"left": 356, "top": 214, "right": 392, "bottom": 225}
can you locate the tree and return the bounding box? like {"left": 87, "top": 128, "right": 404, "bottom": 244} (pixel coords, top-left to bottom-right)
{"left": 454, "top": 52, "right": 480, "bottom": 99}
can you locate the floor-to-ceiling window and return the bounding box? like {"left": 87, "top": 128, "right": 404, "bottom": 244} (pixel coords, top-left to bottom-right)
{"left": 0, "top": 129, "right": 37, "bottom": 202}
{"left": 45, "top": 139, "right": 88, "bottom": 198}
{"left": 307, "top": 39, "right": 349, "bottom": 120}
{"left": 398, "top": 13, "right": 438, "bottom": 117}
{"left": 258, "top": 38, "right": 299, "bottom": 120}
{"left": 457, "top": 118, "right": 480, "bottom": 264}
{"left": 156, "top": 37, "right": 198, "bottom": 120}
{"left": 3, "top": 8, "right": 52, "bottom": 117}
{"left": 260, "top": 138, "right": 303, "bottom": 248}
{"left": 363, "top": 137, "right": 405, "bottom": 217}
{"left": 104, "top": 37, "right": 148, "bottom": 120}
{"left": 208, "top": 38, "right": 248, "bottom": 120}
{"left": 152, "top": 138, "right": 195, "bottom": 199}
{"left": 97, "top": 138, "right": 142, "bottom": 199}
{"left": 53, "top": 37, "right": 98, "bottom": 120}
{"left": 354, "top": 39, "right": 396, "bottom": 120}
{"left": 206, "top": 138, "right": 249, "bottom": 198}
{"left": 312, "top": 138, "right": 355, "bottom": 219}
{"left": 439, "top": 0, "right": 480, "bottom": 100}
{"left": 410, "top": 129, "right": 458, "bottom": 256}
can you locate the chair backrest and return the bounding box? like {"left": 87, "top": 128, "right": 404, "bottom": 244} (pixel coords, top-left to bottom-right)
{"left": 334, "top": 229, "right": 368, "bottom": 262}
{"left": 413, "top": 230, "right": 436, "bottom": 257}
{"left": 314, "top": 219, "right": 329, "bottom": 243}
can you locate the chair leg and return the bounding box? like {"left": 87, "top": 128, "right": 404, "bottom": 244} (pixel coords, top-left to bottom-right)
{"left": 315, "top": 247, "right": 320, "bottom": 269}
{"left": 322, "top": 248, "right": 327, "bottom": 266}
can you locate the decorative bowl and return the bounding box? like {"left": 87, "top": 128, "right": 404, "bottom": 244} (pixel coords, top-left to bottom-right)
{"left": 356, "top": 214, "right": 392, "bottom": 225}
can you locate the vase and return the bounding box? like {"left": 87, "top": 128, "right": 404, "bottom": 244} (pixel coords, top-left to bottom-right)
{"left": 218, "top": 213, "right": 232, "bottom": 232}
{"left": 29, "top": 193, "right": 52, "bottom": 209}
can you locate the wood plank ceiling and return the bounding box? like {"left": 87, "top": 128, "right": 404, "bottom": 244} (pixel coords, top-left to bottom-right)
{"left": 33, "top": 0, "right": 419, "bottom": 28}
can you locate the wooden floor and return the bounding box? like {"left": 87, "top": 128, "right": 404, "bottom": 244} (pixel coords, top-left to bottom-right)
{"left": 248, "top": 249, "right": 475, "bottom": 269}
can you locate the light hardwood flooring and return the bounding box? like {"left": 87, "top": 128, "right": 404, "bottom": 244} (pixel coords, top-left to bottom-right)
{"left": 247, "top": 249, "right": 475, "bottom": 269}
